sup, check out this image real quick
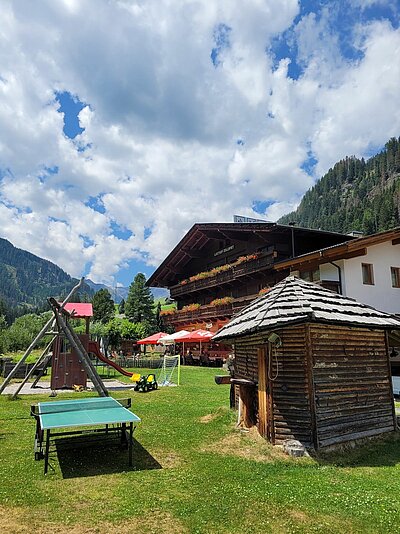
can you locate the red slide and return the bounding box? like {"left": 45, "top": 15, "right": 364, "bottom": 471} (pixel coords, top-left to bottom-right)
{"left": 88, "top": 341, "right": 134, "bottom": 377}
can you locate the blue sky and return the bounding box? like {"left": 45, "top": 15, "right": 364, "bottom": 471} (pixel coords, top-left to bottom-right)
{"left": 0, "top": 0, "right": 399, "bottom": 287}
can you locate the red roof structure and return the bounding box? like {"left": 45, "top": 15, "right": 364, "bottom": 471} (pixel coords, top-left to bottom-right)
{"left": 63, "top": 303, "right": 93, "bottom": 318}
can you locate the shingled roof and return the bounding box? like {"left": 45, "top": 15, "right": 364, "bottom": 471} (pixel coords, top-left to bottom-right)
{"left": 212, "top": 276, "right": 400, "bottom": 341}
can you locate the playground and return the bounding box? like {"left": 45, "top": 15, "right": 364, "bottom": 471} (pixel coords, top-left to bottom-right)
{"left": 1, "top": 366, "right": 400, "bottom": 533}
{"left": 0, "top": 279, "right": 182, "bottom": 398}
{"left": 1, "top": 284, "right": 400, "bottom": 532}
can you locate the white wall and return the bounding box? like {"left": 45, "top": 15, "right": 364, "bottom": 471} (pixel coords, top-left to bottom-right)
{"left": 342, "top": 241, "right": 400, "bottom": 314}
{"left": 320, "top": 260, "right": 344, "bottom": 282}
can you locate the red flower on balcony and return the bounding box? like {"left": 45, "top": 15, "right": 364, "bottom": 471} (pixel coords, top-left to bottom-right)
{"left": 258, "top": 287, "right": 271, "bottom": 296}
{"left": 160, "top": 309, "right": 177, "bottom": 316}
{"left": 182, "top": 303, "right": 201, "bottom": 312}
{"left": 179, "top": 252, "right": 260, "bottom": 286}
{"left": 210, "top": 297, "right": 234, "bottom": 307}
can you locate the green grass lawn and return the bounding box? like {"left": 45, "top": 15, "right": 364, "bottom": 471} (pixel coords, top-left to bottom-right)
{"left": 1, "top": 367, "right": 400, "bottom": 533}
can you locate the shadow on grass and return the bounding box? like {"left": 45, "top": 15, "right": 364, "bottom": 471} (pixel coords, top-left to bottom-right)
{"left": 310, "top": 431, "right": 400, "bottom": 468}
{"left": 55, "top": 438, "right": 162, "bottom": 478}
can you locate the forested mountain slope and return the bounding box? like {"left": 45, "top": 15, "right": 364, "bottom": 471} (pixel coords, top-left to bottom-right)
{"left": 278, "top": 137, "right": 400, "bottom": 234}
{"left": 0, "top": 237, "right": 92, "bottom": 311}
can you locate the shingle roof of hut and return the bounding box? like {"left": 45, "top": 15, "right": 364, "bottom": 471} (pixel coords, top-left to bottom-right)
{"left": 212, "top": 275, "right": 400, "bottom": 341}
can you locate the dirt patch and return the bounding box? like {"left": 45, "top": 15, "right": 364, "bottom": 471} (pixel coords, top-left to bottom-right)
{"left": 0, "top": 505, "right": 188, "bottom": 534}
{"left": 150, "top": 449, "right": 182, "bottom": 469}
{"left": 137, "top": 510, "right": 189, "bottom": 534}
{"left": 288, "top": 509, "right": 309, "bottom": 522}
{"left": 286, "top": 509, "right": 361, "bottom": 534}
{"left": 199, "top": 407, "right": 229, "bottom": 424}
{"left": 203, "top": 427, "right": 289, "bottom": 462}
{"left": 199, "top": 413, "right": 218, "bottom": 423}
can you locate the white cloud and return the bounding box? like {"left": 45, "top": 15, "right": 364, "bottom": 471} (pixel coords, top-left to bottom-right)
{"left": 0, "top": 0, "right": 399, "bottom": 284}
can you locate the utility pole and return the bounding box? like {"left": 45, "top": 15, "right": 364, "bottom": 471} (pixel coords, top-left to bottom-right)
{"left": 289, "top": 221, "right": 296, "bottom": 258}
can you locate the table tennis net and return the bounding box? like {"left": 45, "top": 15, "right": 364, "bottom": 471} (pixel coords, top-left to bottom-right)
{"left": 38, "top": 398, "right": 120, "bottom": 414}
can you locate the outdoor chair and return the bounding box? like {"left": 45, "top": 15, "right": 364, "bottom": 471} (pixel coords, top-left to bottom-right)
{"left": 184, "top": 354, "right": 194, "bottom": 365}
{"left": 200, "top": 353, "right": 209, "bottom": 366}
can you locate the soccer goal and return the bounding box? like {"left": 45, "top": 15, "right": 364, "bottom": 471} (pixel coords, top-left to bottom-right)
{"left": 158, "top": 355, "right": 180, "bottom": 386}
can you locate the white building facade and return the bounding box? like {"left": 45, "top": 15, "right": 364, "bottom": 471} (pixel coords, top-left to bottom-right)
{"left": 275, "top": 228, "right": 400, "bottom": 315}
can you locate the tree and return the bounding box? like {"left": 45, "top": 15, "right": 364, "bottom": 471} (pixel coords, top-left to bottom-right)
{"left": 0, "top": 313, "right": 8, "bottom": 354}
{"left": 119, "top": 298, "right": 125, "bottom": 315}
{"left": 125, "top": 273, "right": 155, "bottom": 324}
{"left": 92, "top": 289, "right": 115, "bottom": 324}
{"left": 155, "top": 301, "right": 165, "bottom": 332}
{"left": 105, "top": 318, "right": 148, "bottom": 348}
{"left": 0, "top": 298, "right": 11, "bottom": 326}
{"left": 4, "top": 312, "right": 50, "bottom": 351}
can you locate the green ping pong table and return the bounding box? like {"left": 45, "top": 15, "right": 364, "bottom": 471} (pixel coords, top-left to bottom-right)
{"left": 31, "top": 397, "right": 141, "bottom": 474}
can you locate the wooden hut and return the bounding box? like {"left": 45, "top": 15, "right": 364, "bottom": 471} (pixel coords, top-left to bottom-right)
{"left": 213, "top": 276, "right": 400, "bottom": 449}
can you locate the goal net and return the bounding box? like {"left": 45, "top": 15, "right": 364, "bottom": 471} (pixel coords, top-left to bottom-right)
{"left": 158, "top": 355, "right": 180, "bottom": 386}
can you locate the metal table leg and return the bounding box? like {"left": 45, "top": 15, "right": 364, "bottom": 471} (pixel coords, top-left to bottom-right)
{"left": 44, "top": 429, "right": 51, "bottom": 474}
{"left": 128, "top": 422, "right": 133, "bottom": 467}
{"left": 121, "top": 423, "right": 127, "bottom": 446}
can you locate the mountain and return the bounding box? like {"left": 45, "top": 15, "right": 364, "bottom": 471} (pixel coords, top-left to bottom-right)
{"left": 278, "top": 137, "right": 400, "bottom": 235}
{"left": 85, "top": 279, "right": 129, "bottom": 304}
{"left": 86, "top": 279, "right": 169, "bottom": 303}
{"left": 0, "top": 238, "right": 93, "bottom": 312}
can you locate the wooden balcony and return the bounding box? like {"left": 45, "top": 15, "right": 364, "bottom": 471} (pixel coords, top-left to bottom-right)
{"left": 170, "top": 252, "right": 276, "bottom": 298}
{"left": 162, "top": 294, "right": 258, "bottom": 328}
{"left": 163, "top": 303, "right": 234, "bottom": 327}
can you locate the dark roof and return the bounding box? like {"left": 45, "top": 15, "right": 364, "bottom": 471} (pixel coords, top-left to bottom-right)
{"left": 147, "top": 222, "right": 353, "bottom": 287}
{"left": 275, "top": 227, "right": 400, "bottom": 271}
{"left": 212, "top": 276, "right": 400, "bottom": 341}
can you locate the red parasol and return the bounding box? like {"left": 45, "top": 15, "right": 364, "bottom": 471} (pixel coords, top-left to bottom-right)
{"left": 178, "top": 329, "right": 214, "bottom": 343}
{"left": 137, "top": 332, "right": 169, "bottom": 345}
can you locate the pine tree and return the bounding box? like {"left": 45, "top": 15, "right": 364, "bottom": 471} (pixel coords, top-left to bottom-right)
{"left": 92, "top": 289, "right": 115, "bottom": 324}
{"left": 119, "top": 298, "right": 125, "bottom": 314}
{"left": 125, "top": 273, "right": 155, "bottom": 324}
{"left": 155, "top": 301, "right": 165, "bottom": 332}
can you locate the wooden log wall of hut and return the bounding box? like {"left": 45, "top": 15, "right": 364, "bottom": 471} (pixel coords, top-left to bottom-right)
{"left": 233, "top": 323, "right": 396, "bottom": 449}
{"left": 310, "top": 324, "right": 396, "bottom": 448}
{"left": 234, "top": 325, "right": 313, "bottom": 447}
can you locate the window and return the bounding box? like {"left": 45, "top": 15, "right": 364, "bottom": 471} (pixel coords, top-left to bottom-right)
{"left": 391, "top": 267, "right": 400, "bottom": 288}
{"left": 300, "top": 269, "right": 320, "bottom": 282}
{"left": 362, "top": 263, "right": 374, "bottom": 285}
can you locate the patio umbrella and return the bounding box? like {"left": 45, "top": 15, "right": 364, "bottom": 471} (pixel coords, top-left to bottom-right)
{"left": 178, "top": 329, "right": 214, "bottom": 357}
{"left": 158, "top": 330, "right": 191, "bottom": 361}
{"left": 137, "top": 332, "right": 168, "bottom": 345}
{"left": 178, "top": 329, "right": 214, "bottom": 343}
{"left": 157, "top": 330, "right": 190, "bottom": 344}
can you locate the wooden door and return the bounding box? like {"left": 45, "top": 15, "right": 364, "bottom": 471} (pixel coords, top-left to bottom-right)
{"left": 258, "top": 346, "right": 273, "bottom": 442}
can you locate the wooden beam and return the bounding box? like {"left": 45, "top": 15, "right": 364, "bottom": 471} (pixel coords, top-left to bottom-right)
{"left": 253, "top": 231, "right": 273, "bottom": 242}
{"left": 392, "top": 238, "right": 400, "bottom": 246}
{"left": 384, "top": 331, "right": 397, "bottom": 432}
{"left": 166, "top": 265, "right": 181, "bottom": 275}
{"left": 219, "top": 230, "right": 251, "bottom": 242}
{"left": 200, "top": 229, "right": 224, "bottom": 240}
{"left": 267, "top": 343, "right": 275, "bottom": 444}
{"left": 181, "top": 248, "right": 204, "bottom": 259}
{"left": 305, "top": 324, "right": 318, "bottom": 449}
{"left": 338, "top": 248, "right": 367, "bottom": 260}
{"left": 276, "top": 246, "right": 368, "bottom": 272}
{"left": 257, "top": 347, "right": 268, "bottom": 438}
